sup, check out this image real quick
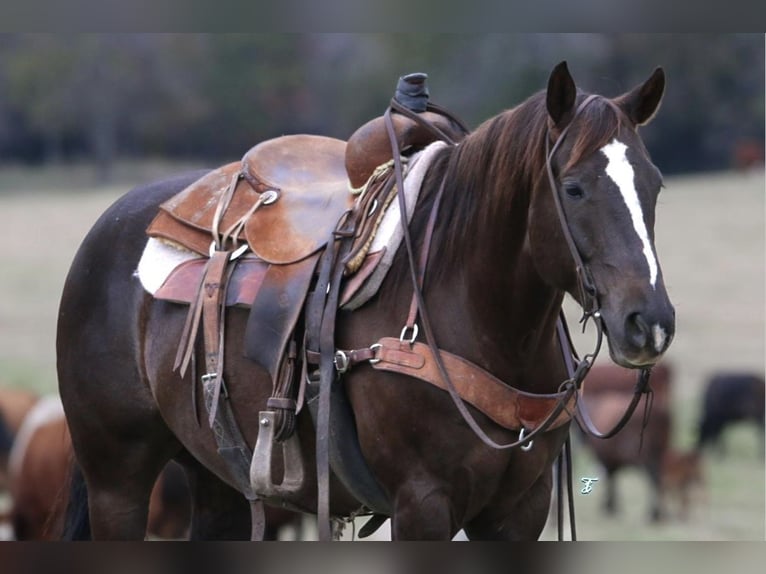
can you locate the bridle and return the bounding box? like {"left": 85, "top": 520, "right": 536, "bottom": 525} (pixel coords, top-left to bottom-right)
{"left": 544, "top": 94, "right": 654, "bottom": 441}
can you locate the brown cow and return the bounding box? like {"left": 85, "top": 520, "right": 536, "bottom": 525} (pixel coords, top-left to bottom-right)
{"left": 577, "top": 362, "right": 674, "bottom": 522}
{"left": 7, "top": 395, "right": 304, "bottom": 540}
{"left": 0, "top": 387, "right": 39, "bottom": 491}
{"left": 660, "top": 448, "right": 706, "bottom": 521}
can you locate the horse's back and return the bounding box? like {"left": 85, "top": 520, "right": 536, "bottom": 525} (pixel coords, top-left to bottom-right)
{"left": 702, "top": 372, "right": 765, "bottom": 419}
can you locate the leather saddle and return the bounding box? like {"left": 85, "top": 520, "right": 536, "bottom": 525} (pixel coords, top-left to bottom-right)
{"left": 147, "top": 134, "right": 353, "bottom": 265}
{"left": 147, "top": 108, "right": 465, "bottom": 266}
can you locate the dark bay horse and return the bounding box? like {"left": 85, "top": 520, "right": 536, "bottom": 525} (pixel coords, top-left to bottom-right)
{"left": 58, "top": 62, "right": 674, "bottom": 540}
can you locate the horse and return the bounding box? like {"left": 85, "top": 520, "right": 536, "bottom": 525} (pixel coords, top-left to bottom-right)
{"left": 57, "top": 61, "right": 675, "bottom": 540}
{"left": 576, "top": 363, "right": 673, "bottom": 521}
{"left": 696, "top": 372, "right": 765, "bottom": 457}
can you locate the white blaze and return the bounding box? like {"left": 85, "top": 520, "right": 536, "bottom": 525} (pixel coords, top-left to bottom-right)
{"left": 601, "top": 140, "right": 658, "bottom": 288}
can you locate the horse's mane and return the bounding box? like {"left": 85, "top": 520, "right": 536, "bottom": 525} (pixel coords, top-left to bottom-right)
{"left": 406, "top": 90, "right": 628, "bottom": 286}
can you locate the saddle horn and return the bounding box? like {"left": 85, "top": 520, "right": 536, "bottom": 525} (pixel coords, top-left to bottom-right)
{"left": 345, "top": 73, "right": 467, "bottom": 189}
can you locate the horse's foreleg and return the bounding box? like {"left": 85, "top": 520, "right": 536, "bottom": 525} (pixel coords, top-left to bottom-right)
{"left": 603, "top": 469, "right": 619, "bottom": 515}
{"left": 463, "top": 476, "right": 552, "bottom": 541}
{"left": 646, "top": 461, "right": 664, "bottom": 523}
{"left": 390, "top": 480, "right": 455, "bottom": 540}
{"left": 179, "top": 455, "right": 251, "bottom": 540}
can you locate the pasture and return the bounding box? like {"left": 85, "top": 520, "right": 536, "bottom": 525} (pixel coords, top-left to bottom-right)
{"left": 0, "top": 163, "right": 763, "bottom": 540}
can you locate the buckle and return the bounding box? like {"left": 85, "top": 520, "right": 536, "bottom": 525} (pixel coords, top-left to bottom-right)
{"left": 333, "top": 350, "right": 349, "bottom": 374}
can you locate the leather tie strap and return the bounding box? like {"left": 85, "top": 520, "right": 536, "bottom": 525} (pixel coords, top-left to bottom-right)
{"left": 200, "top": 250, "right": 234, "bottom": 427}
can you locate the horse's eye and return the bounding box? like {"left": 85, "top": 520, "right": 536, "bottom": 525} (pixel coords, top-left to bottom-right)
{"left": 563, "top": 183, "right": 584, "bottom": 199}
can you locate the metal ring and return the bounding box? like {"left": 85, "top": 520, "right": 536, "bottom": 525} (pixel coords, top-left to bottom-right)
{"left": 368, "top": 343, "right": 382, "bottom": 365}
{"left": 399, "top": 324, "right": 419, "bottom": 345}
{"left": 367, "top": 198, "right": 379, "bottom": 217}
{"left": 519, "top": 427, "right": 534, "bottom": 452}
{"left": 261, "top": 189, "right": 279, "bottom": 205}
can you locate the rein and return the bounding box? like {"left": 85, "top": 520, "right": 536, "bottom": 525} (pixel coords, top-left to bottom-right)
{"left": 383, "top": 101, "right": 577, "bottom": 451}
{"left": 373, "top": 93, "right": 654, "bottom": 539}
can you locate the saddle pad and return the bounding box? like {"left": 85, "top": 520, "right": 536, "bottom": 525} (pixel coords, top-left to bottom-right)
{"left": 341, "top": 140, "right": 448, "bottom": 310}
{"left": 135, "top": 237, "right": 201, "bottom": 295}
{"left": 135, "top": 238, "right": 268, "bottom": 307}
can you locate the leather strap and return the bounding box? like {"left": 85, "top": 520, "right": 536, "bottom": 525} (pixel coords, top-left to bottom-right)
{"left": 250, "top": 499, "right": 266, "bottom": 541}
{"left": 368, "top": 337, "right": 576, "bottom": 431}
{"left": 404, "top": 174, "right": 447, "bottom": 333}
{"left": 556, "top": 310, "right": 653, "bottom": 440}
{"left": 200, "top": 250, "right": 234, "bottom": 427}
{"left": 312, "top": 211, "right": 358, "bottom": 541}
{"left": 545, "top": 94, "right": 602, "bottom": 315}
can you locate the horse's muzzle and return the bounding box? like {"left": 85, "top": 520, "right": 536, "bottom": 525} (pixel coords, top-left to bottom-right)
{"left": 605, "top": 299, "right": 675, "bottom": 368}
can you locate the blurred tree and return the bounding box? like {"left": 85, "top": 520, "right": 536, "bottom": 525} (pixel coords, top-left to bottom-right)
{"left": 0, "top": 34, "right": 762, "bottom": 178}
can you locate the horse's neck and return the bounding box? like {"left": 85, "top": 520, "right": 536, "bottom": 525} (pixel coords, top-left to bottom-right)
{"left": 420, "top": 215, "right": 566, "bottom": 394}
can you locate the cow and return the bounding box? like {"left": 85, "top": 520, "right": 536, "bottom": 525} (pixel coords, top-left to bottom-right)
{"left": 6, "top": 394, "right": 304, "bottom": 540}
{"left": 577, "top": 362, "right": 674, "bottom": 522}
{"left": 696, "top": 372, "right": 765, "bottom": 457}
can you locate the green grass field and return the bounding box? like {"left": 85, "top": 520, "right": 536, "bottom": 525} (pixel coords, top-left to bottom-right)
{"left": 0, "top": 162, "right": 763, "bottom": 541}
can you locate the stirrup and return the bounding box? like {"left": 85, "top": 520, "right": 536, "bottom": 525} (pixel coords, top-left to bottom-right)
{"left": 250, "top": 410, "right": 305, "bottom": 497}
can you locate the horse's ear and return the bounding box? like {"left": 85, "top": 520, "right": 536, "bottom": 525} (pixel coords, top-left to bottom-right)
{"left": 615, "top": 67, "right": 666, "bottom": 126}
{"left": 546, "top": 61, "right": 577, "bottom": 127}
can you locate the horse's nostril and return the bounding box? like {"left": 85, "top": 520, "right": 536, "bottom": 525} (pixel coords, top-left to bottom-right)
{"left": 626, "top": 312, "right": 650, "bottom": 349}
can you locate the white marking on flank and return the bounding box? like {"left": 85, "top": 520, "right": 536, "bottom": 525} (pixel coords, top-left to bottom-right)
{"left": 601, "top": 140, "right": 658, "bottom": 288}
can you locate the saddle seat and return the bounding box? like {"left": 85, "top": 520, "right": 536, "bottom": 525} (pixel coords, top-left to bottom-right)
{"left": 147, "top": 134, "right": 354, "bottom": 265}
